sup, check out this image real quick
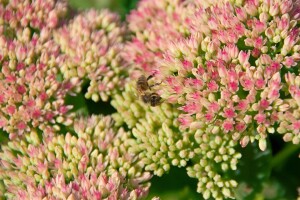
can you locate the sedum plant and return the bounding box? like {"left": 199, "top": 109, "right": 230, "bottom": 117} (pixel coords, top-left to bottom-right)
{"left": 0, "top": 115, "right": 151, "bottom": 199}
{"left": 0, "top": 0, "right": 299, "bottom": 200}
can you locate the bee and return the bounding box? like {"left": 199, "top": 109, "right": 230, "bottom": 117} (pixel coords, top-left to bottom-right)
{"left": 141, "top": 92, "right": 162, "bottom": 107}
{"left": 136, "top": 75, "right": 162, "bottom": 106}
{"left": 136, "top": 75, "right": 162, "bottom": 92}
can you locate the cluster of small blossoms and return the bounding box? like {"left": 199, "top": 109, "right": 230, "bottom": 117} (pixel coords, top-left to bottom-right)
{"left": 0, "top": 0, "right": 68, "bottom": 33}
{"left": 9, "top": 171, "right": 148, "bottom": 200}
{"left": 111, "top": 80, "right": 241, "bottom": 200}
{"left": 0, "top": 115, "right": 151, "bottom": 199}
{"left": 122, "top": 0, "right": 243, "bottom": 199}
{"left": 124, "top": 0, "right": 196, "bottom": 76}
{"left": 187, "top": 125, "right": 241, "bottom": 199}
{"left": 111, "top": 81, "right": 195, "bottom": 177}
{"left": 111, "top": 81, "right": 241, "bottom": 199}
{"left": 54, "top": 9, "right": 127, "bottom": 102}
{"left": 0, "top": 26, "right": 76, "bottom": 139}
{"left": 155, "top": 0, "right": 300, "bottom": 151}
{"left": 278, "top": 72, "right": 300, "bottom": 144}
{"left": 0, "top": 170, "right": 148, "bottom": 200}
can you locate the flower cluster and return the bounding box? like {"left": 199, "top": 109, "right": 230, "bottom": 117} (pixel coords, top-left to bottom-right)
{"left": 153, "top": 0, "right": 300, "bottom": 151}
{"left": 0, "top": 0, "right": 299, "bottom": 199}
{"left": 54, "top": 9, "right": 127, "bottom": 102}
{"left": 0, "top": 115, "right": 151, "bottom": 199}
{"left": 0, "top": 0, "right": 68, "bottom": 33}
{"left": 187, "top": 133, "right": 240, "bottom": 199}
{"left": 124, "top": 0, "right": 195, "bottom": 76}
{"left": 111, "top": 81, "right": 241, "bottom": 199}
{"left": 112, "top": 82, "right": 194, "bottom": 176}
{"left": 124, "top": 0, "right": 300, "bottom": 199}
{"left": 4, "top": 171, "right": 147, "bottom": 200}
{"left": 0, "top": 18, "right": 76, "bottom": 139}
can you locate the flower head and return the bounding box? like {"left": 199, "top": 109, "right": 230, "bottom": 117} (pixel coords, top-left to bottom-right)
{"left": 0, "top": 0, "right": 68, "bottom": 33}
{"left": 0, "top": 0, "right": 76, "bottom": 139}
{"left": 54, "top": 9, "right": 127, "bottom": 102}
{"left": 0, "top": 28, "right": 76, "bottom": 139}
{"left": 154, "top": 0, "right": 300, "bottom": 150}
{"left": 124, "top": 0, "right": 195, "bottom": 77}
{"left": 111, "top": 81, "right": 241, "bottom": 199}
{"left": 0, "top": 115, "right": 151, "bottom": 199}
{"left": 111, "top": 82, "right": 194, "bottom": 176}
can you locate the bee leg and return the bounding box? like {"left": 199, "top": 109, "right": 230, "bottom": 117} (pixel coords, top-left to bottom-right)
{"left": 149, "top": 81, "right": 162, "bottom": 89}
{"left": 146, "top": 75, "right": 154, "bottom": 80}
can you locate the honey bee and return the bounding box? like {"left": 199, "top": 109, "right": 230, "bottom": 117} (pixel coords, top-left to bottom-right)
{"left": 136, "top": 75, "right": 162, "bottom": 106}
{"left": 141, "top": 92, "right": 162, "bottom": 107}
{"left": 136, "top": 75, "right": 162, "bottom": 92}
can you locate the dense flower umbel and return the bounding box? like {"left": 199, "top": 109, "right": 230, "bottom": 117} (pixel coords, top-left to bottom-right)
{"left": 124, "top": 0, "right": 195, "bottom": 76}
{"left": 54, "top": 9, "right": 127, "bottom": 102}
{"left": 155, "top": 0, "right": 300, "bottom": 151}
{"left": 4, "top": 171, "right": 148, "bottom": 200}
{"left": 0, "top": 115, "right": 151, "bottom": 199}
{"left": 112, "top": 82, "right": 194, "bottom": 176}
{"left": 0, "top": 0, "right": 68, "bottom": 32}
{"left": 111, "top": 81, "right": 241, "bottom": 199}
{"left": 0, "top": 26, "right": 76, "bottom": 139}
{"left": 187, "top": 132, "right": 240, "bottom": 200}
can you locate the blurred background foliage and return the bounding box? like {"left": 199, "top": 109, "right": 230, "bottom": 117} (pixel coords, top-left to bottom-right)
{"left": 66, "top": 0, "right": 300, "bottom": 200}
{"left": 68, "top": 0, "right": 139, "bottom": 19}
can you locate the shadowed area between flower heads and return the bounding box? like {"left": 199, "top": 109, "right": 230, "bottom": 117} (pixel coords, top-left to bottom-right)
{"left": 68, "top": 0, "right": 140, "bottom": 20}
{"left": 147, "top": 167, "right": 199, "bottom": 200}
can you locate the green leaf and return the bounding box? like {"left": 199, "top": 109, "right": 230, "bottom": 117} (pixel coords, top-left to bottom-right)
{"left": 147, "top": 167, "right": 200, "bottom": 200}
{"left": 233, "top": 141, "right": 272, "bottom": 200}
{"left": 270, "top": 143, "right": 300, "bottom": 199}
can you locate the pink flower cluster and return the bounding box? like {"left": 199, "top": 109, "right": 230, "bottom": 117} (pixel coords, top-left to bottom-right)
{"left": 0, "top": 116, "right": 151, "bottom": 199}
{"left": 9, "top": 171, "right": 148, "bottom": 200}
{"left": 141, "top": 0, "right": 300, "bottom": 150}
{"left": 124, "top": 0, "right": 194, "bottom": 77}
{"left": 55, "top": 9, "right": 127, "bottom": 102}
{"left": 0, "top": 0, "right": 67, "bottom": 31}
{"left": 0, "top": 28, "right": 75, "bottom": 139}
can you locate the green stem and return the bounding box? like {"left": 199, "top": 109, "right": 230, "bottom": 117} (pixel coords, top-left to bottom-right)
{"left": 271, "top": 143, "right": 300, "bottom": 171}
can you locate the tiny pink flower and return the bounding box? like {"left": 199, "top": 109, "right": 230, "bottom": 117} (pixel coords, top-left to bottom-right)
{"left": 205, "top": 113, "right": 214, "bottom": 122}
{"left": 223, "top": 108, "right": 236, "bottom": 119}
{"left": 178, "top": 115, "right": 194, "bottom": 129}
{"left": 235, "top": 122, "right": 246, "bottom": 132}
{"left": 228, "top": 81, "right": 239, "bottom": 92}
{"left": 6, "top": 105, "right": 16, "bottom": 115}
{"left": 259, "top": 99, "right": 270, "bottom": 110}
{"left": 223, "top": 120, "right": 234, "bottom": 132}
{"left": 293, "top": 121, "right": 300, "bottom": 130}
{"left": 254, "top": 113, "right": 267, "bottom": 124}
{"left": 238, "top": 51, "right": 250, "bottom": 65}
{"left": 209, "top": 102, "right": 220, "bottom": 113}
{"left": 208, "top": 80, "right": 219, "bottom": 92}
